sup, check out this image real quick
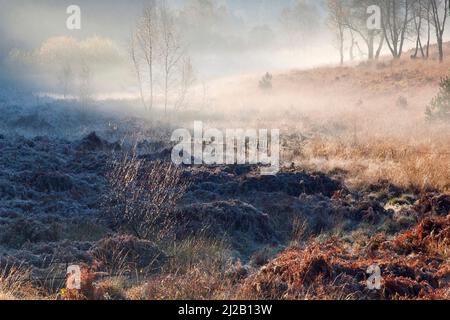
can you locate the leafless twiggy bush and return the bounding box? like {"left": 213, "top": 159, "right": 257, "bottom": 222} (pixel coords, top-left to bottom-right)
{"left": 104, "top": 153, "right": 188, "bottom": 242}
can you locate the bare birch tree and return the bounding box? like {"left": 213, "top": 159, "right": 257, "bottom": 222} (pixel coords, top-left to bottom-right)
{"left": 131, "top": 0, "right": 193, "bottom": 114}
{"left": 158, "top": 1, "right": 184, "bottom": 114}
{"left": 327, "top": 0, "right": 348, "bottom": 65}
{"left": 345, "top": 0, "right": 384, "bottom": 60}
{"left": 430, "top": 0, "right": 449, "bottom": 62}
{"left": 134, "top": 1, "right": 159, "bottom": 111}
{"left": 411, "top": 0, "right": 426, "bottom": 59}
{"left": 175, "top": 56, "right": 195, "bottom": 110}
{"left": 380, "top": 0, "right": 412, "bottom": 59}
{"left": 131, "top": 31, "right": 147, "bottom": 110}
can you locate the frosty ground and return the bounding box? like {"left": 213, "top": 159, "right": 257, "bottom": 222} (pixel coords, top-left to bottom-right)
{"left": 0, "top": 57, "right": 449, "bottom": 299}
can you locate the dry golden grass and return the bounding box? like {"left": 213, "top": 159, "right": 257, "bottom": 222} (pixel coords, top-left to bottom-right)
{"left": 136, "top": 237, "right": 239, "bottom": 300}
{"left": 0, "top": 264, "right": 42, "bottom": 300}
{"left": 278, "top": 42, "right": 450, "bottom": 94}
{"left": 294, "top": 133, "right": 450, "bottom": 192}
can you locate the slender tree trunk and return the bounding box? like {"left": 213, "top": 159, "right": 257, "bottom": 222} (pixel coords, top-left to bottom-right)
{"left": 412, "top": 9, "right": 423, "bottom": 59}
{"left": 397, "top": 0, "right": 409, "bottom": 58}
{"left": 375, "top": 36, "right": 385, "bottom": 59}
{"left": 349, "top": 31, "right": 355, "bottom": 61}
{"left": 164, "top": 58, "right": 169, "bottom": 114}
{"left": 367, "top": 31, "right": 375, "bottom": 60}
{"left": 339, "top": 27, "right": 344, "bottom": 65}
{"left": 131, "top": 35, "right": 147, "bottom": 111}
{"left": 149, "top": 62, "right": 153, "bottom": 110}
{"left": 426, "top": 16, "right": 431, "bottom": 58}
{"left": 419, "top": 38, "right": 425, "bottom": 58}
{"left": 164, "top": 75, "right": 168, "bottom": 114}
{"left": 438, "top": 37, "right": 444, "bottom": 62}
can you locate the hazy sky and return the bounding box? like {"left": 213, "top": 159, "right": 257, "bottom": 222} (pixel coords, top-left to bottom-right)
{"left": 0, "top": 0, "right": 304, "bottom": 49}
{"left": 0, "top": 0, "right": 332, "bottom": 91}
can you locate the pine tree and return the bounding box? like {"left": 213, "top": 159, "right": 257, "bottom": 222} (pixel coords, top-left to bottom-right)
{"left": 426, "top": 76, "right": 450, "bottom": 121}
{"left": 259, "top": 72, "right": 273, "bottom": 91}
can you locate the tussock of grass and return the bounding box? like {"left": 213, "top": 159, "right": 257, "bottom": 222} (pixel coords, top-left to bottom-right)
{"left": 140, "top": 237, "right": 238, "bottom": 300}
{"left": 0, "top": 264, "right": 41, "bottom": 300}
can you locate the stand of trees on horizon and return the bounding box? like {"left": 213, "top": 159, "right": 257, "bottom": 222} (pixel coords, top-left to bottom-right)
{"left": 326, "top": 0, "right": 450, "bottom": 64}
{"left": 131, "top": 0, "right": 195, "bottom": 114}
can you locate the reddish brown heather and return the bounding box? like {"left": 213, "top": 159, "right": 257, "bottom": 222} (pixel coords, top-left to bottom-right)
{"left": 238, "top": 215, "right": 449, "bottom": 300}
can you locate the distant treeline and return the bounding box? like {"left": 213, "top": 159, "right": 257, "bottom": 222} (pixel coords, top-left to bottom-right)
{"left": 326, "top": 0, "right": 449, "bottom": 63}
